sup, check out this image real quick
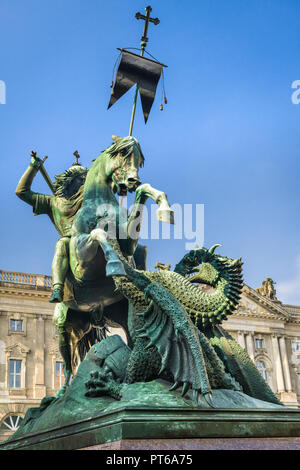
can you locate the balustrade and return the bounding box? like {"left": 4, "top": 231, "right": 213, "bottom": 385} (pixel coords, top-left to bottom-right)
{"left": 0, "top": 270, "right": 52, "bottom": 289}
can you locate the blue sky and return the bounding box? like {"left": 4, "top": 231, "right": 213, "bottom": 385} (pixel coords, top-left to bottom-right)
{"left": 1, "top": 0, "right": 300, "bottom": 304}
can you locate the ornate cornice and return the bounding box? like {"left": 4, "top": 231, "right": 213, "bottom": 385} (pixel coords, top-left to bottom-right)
{"left": 0, "top": 285, "right": 51, "bottom": 299}
{"left": 5, "top": 342, "right": 30, "bottom": 355}
{"left": 230, "top": 284, "right": 300, "bottom": 324}
{"left": 241, "top": 284, "right": 292, "bottom": 320}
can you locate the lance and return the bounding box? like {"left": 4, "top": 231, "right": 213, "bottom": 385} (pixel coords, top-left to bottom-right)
{"left": 128, "top": 5, "right": 160, "bottom": 136}
{"left": 30, "top": 150, "right": 55, "bottom": 194}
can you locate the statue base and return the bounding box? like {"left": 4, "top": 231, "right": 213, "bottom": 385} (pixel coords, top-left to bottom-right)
{"left": 1, "top": 381, "right": 300, "bottom": 450}
{"left": 1, "top": 338, "right": 300, "bottom": 451}
{"left": 82, "top": 438, "right": 300, "bottom": 451}
{"left": 1, "top": 405, "right": 300, "bottom": 450}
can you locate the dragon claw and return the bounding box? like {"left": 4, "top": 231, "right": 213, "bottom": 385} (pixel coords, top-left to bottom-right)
{"left": 203, "top": 391, "right": 214, "bottom": 408}
{"left": 169, "top": 381, "right": 181, "bottom": 392}
{"left": 181, "top": 382, "right": 190, "bottom": 397}
{"left": 193, "top": 389, "right": 202, "bottom": 405}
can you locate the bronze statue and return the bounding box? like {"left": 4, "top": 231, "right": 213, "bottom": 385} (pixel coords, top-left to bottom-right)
{"left": 16, "top": 135, "right": 174, "bottom": 397}
{"left": 13, "top": 4, "right": 282, "bottom": 420}
{"left": 16, "top": 152, "right": 88, "bottom": 303}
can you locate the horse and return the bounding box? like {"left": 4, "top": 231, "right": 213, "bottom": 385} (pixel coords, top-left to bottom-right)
{"left": 53, "top": 135, "right": 174, "bottom": 396}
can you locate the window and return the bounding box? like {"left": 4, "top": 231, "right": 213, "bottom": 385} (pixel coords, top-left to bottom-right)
{"left": 292, "top": 341, "right": 300, "bottom": 352}
{"left": 8, "top": 359, "right": 21, "bottom": 388}
{"left": 297, "top": 374, "right": 300, "bottom": 386}
{"left": 256, "top": 360, "right": 267, "bottom": 381}
{"left": 1, "top": 415, "right": 23, "bottom": 432}
{"left": 55, "top": 362, "right": 64, "bottom": 389}
{"left": 10, "top": 319, "right": 23, "bottom": 332}
{"left": 255, "top": 338, "right": 264, "bottom": 349}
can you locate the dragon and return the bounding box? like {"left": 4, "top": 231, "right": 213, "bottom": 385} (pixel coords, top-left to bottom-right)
{"left": 85, "top": 240, "right": 281, "bottom": 407}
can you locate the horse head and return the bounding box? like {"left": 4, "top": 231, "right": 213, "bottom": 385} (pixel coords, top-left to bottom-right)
{"left": 105, "top": 135, "right": 144, "bottom": 197}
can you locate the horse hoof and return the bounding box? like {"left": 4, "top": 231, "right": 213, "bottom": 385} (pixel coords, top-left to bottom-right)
{"left": 106, "top": 260, "right": 126, "bottom": 277}
{"left": 157, "top": 208, "right": 175, "bottom": 224}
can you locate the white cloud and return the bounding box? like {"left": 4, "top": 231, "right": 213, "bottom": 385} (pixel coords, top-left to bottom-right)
{"left": 277, "top": 255, "right": 300, "bottom": 305}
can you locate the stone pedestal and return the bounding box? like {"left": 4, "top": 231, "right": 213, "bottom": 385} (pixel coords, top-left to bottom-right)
{"left": 1, "top": 344, "right": 300, "bottom": 451}
{"left": 81, "top": 437, "right": 300, "bottom": 451}
{"left": 1, "top": 405, "right": 300, "bottom": 450}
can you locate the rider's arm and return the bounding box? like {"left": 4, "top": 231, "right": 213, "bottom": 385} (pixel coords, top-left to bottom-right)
{"left": 15, "top": 157, "right": 52, "bottom": 215}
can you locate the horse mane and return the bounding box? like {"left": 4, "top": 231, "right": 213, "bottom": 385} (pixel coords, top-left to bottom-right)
{"left": 53, "top": 165, "right": 88, "bottom": 199}
{"left": 102, "top": 136, "right": 145, "bottom": 167}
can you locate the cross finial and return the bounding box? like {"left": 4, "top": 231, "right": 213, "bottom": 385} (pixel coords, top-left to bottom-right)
{"left": 73, "top": 150, "right": 80, "bottom": 166}
{"left": 135, "top": 5, "right": 160, "bottom": 43}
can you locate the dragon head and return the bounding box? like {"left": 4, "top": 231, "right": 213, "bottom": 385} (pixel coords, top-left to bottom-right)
{"left": 174, "top": 244, "right": 243, "bottom": 289}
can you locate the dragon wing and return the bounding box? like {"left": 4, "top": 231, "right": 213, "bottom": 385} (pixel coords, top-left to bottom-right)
{"left": 209, "top": 325, "right": 282, "bottom": 405}
{"left": 135, "top": 282, "right": 212, "bottom": 400}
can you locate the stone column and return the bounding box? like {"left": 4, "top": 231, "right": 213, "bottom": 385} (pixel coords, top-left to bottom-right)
{"left": 237, "top": 331, "right": 246, "bottom": 349}
{"left": 34, "top": 315, "right": 46, "bottom": 398}
{"left": 245, "top": 332, "right": 255, "bottom": 361}
{"left": 271, "top": 334, "right": 285, "bottom": 393}
{"left": 279, "top": 336, "right": 292, "bottom": 392}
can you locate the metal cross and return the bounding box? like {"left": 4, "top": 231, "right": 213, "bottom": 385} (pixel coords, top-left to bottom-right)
{"left": 129, "top": 6, "right": 160, "bottom": 136}
{"left": 135, "top": 5, "right": 160, "bottom": 43}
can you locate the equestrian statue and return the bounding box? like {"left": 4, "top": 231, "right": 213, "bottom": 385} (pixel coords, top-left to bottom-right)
{"left": 16, "top": 135, "right": 280, "bottom": 407}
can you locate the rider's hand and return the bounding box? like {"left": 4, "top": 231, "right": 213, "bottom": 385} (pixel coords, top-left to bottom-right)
{"left": 30, "top": 152, "right": 43, "bottom": 169}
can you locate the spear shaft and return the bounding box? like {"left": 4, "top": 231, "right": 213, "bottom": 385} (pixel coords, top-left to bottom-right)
{"left": 128, "top": 45, "right": 145, "bottom": 137}
{"left": 128, "top": 6, "right": 160, "bottom": 136}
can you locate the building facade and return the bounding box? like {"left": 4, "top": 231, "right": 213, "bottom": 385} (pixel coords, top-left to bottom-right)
{"left": 0, "top": 270, "right": 61, "bottom": 442}
{"left": 1, "top": 269, "right": 300, "bottom": 441}
{"left": 223, "top": 282, "right": 300, "bottom": 408}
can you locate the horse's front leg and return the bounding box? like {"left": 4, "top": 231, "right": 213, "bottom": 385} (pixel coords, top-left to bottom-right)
{"left": 119, "top": 189, "right": 148, "bottom": 256}
{"left": 80, "top": 229, "right": 126, "bottom": 277}
{"left": 120, "top": 184, "right": 174, "bottom": 256}
{"left": 126, "top": 183, "right": 174, "bottom": 254}
{"left": 134, "top": 183, "right": 174, "bottom": 224}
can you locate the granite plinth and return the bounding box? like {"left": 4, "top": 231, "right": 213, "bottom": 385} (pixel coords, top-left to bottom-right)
{"left": 80, "top": 437, "right": 300, "bottom": 450}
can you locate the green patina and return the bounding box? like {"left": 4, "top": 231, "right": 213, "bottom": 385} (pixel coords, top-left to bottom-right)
{"left": 88, "top": 240, "right": 280, "bottom": 406}
{"left": 15, "top": 135, "right": 280, "bottom": 430}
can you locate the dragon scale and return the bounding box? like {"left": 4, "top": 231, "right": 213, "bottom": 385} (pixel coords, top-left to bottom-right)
{"left": 112, "top": 247, "right": 244, "bottom": 329}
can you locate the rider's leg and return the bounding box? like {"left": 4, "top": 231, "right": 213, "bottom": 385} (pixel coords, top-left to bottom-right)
{"left": 50, "top": 237, "right": 70, "bottom": 303}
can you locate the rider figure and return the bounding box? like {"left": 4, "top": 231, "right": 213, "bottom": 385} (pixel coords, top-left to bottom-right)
{"left": 15, "top": 153, "right": 87, "bottom": 303}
